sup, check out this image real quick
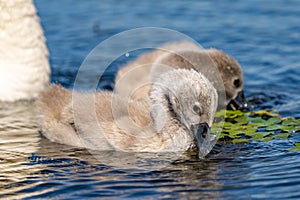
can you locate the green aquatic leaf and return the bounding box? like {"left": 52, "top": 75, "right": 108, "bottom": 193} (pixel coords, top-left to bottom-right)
{"left": 227, "top": 129, "right": 243, "bottom": 136}
{"left": 215, "top": 109, "right": 226, "bottom": 118}
{"left": 248, "top": 117, "right": 281, "bottom": 127}
{"left": 275, "top": 133, "right": 290, "bottom": 139}
{"left": 265, "top": 125, "right": 284, "bottom": 131}
{"left": 222, "top": 122, "right": 241, "bottom": 131}
{"left": 247, "top": 132, "right": 273, "bottom": 139}
{"left": 235, "top": 116, "right": 249, "bottom": 125}
{"left": 212, "top": 121, "right": 224, "bottom": 129}
{"left": 295, "top": 126, "right": 300, "bottom": 132}
{"left": 295, "top": 142, "right": 300, "bottom": 147}
{"left": 252, "top": 110, "right": 279, "bottom": 117}
{"left": 248, "top": 118, "right": 268, "bottom": 126}
{"left": 217, "top": 133, "right": 235, "bottom": 139}
{"left": 289, "top": 147, "right": 300, "bottom": 152}
{"left": 215, "top": 109, "right": 298, "bottom": 148}
{"left": 248, "top": 117, "right": 264, "bottom": 123}
{"left": 288, "top": 142, "right": 300, "bottom": 152}
{"left": 224, "top": 110, "right": 244, "bottom": 119}
{"left": 282, "top": 118, "right": 300, "bottom": 126}
{"left": 232, "top": 138, "right": 249, "bottom": 143}
{"left": 260, "top": 136, "right": 274, "bottom": 142}
{"left": 244, "top": 128, "right": 258, "bottom": 135}
{"left": 266, "top": 117, "right": 281, "bottom": 125}
{"left": 281, "top": 125, "right": 295, "bottom": 132}
{"left": 217, "top": 133, "right": 225, "bottom": 139}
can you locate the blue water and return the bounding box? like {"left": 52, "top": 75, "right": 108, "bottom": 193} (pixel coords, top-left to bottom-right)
{"left": 39, "top": 0, "right": 300, "bottom": 117}
{"left": 0, "top": 0, "right": 300, "bottom": 199}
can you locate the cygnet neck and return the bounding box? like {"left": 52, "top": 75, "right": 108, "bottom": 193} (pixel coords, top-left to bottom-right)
{"left": 149, "top": 70, "right": 195, "bottom": 151}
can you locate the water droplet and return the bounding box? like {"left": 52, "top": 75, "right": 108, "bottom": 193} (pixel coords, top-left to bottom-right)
{"left": 125, "top": 53, "right": 130, "bottom": 57}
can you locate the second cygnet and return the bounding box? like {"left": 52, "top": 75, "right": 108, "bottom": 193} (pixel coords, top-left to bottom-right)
{"left": 115, "top": 41, "right": 247, "bottom": 110}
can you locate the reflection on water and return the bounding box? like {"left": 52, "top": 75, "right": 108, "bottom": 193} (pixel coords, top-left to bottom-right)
{"left": 0, "top": 101, "right": 40, "bottom": 153}
{"left": 2, "top": 138, "right": 300, "bottom": 199}
{"left": 0, "top": 101, "right": 41, "bottom": 198}
{"left": 0, "top": 102, "right": 299, "bottom": 199}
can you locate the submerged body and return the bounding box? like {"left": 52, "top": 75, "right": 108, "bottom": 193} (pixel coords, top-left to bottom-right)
{"left": 37, "top": 69, "right": 218, "bottom": 157}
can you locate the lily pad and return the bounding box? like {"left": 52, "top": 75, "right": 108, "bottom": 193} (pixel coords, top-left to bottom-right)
{"left": 265, "top": 125, "right": 285, "bottom": 131}
{"left": 232, "top": 138, "right": 249, "bottom": 143}
{"left": 266, "top": 117, "right": 281, "bottom": 125}
{"left": 260, "top": 136, "right": 274, "bottom": 142}
{"left": 248, "top": 132, "right": 273, "bottom": 139}
{"left": 264, "top": 124, "right": 295, "bottom": 132}
{"left": 235, "top": 117, "right": 249, "bottom": 125}
{"left": 295, "top": 142, "right": 300, "bottom": 147}
{"left": 217, "top": 133, "right": 235, "bottom": 139}
{"left": 282, "top": 118, "right": 300, "bottom": 126}
{"left": 224, "top": 110, "right": 244, "bottom": 119}
{"left": 289, "top": 142, "right": 300, "bottom": 152}
{"left": 281, "top": 125, "right": 295, "bottom": 132}
{"left": 226, "top": 129, "right": 243, "bottom": 136}
{"left": 252, "top": 110, "right": 279, "bottom": 117}
{"left": 215, "top": 109, "right": 226, "bottom": 118}
{"left": 249, "top": 117, "right": 265, "bottom": 124}
{"left": 275, "top": 133, "right": 290, "bottom": 139}
{"left": 244, "top": 128, "right": 258, "bottom": 135}
{"left": 289, "top": 147, "right": 300, "bottom": 152}
{"left": 214, "top": 109, "right": 299, "bottom": 149}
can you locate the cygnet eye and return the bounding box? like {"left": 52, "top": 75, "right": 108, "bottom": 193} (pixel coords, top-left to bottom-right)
{"left": 233, "top": 78, "right": 241, "bottom": 88}
{"left": 192, "top": 105, "right": 201, "bottom": 115}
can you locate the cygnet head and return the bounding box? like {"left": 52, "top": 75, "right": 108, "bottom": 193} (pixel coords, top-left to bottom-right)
{"left": 150, "top": 69, "right": 218, "bottom": 157}
{"left": 207, "top": 49, "right": 248, "bottom": 110}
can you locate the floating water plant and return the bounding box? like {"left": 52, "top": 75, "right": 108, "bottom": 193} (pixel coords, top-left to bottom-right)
{"left": 213, "top": 110, "right": 300, "bottom": 148}
{"left": 290, "top": 143, "right": 300, "bottom": 152}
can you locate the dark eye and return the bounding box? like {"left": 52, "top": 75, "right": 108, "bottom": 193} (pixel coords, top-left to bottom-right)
{"left": 193, "top": 105, "right": 201, "bottom": 115}
{"left": 233, "top": 79, "right": 241, "bottom": 88}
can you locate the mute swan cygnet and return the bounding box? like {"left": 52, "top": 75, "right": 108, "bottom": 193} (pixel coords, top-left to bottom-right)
{"left": 0, "top": 0, "right": 50, "bottom": 101}
{"left": 37, "top": 69, "right": 218, "bottom": 157}
{"left": 115, "top": 41, "right": 247, "bottom": 110}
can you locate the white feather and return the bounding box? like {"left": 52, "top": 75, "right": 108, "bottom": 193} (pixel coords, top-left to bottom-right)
{"left": 0, "top": 0, "right": 50, "bottom": 101}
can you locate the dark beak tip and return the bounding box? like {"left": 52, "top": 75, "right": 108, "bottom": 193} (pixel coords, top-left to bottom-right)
{"left": 194, "top": 123, "right": 210, "bottom": 142}
{"left": 227, "top": 90, "right": 249, "bottom": 111}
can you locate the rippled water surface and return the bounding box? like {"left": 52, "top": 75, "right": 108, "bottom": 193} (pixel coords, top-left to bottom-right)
{"left": 1, "top": 0, "right": 300, "bottom": 199}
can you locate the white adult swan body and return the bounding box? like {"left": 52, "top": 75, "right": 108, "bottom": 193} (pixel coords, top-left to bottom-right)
{"left": 0, "top": 0, "right": 50, "bottom": 101}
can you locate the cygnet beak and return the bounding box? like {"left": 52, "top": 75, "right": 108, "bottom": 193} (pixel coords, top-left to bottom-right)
{"left": 227, "top": 90, "right": 249, "bottom": 111}
{"left": 191, "top": 122, "right": 210, "bottom": 147}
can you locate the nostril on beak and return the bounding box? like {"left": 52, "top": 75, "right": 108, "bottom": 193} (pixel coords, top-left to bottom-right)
{"left": 198, "top": 123, "right": 209, "bottom": 139}
{"left": 192, "top": 122, "right": 210, "bottom": 143}
{"left": 192, "top": 123, "right": 211, "bottom": 158}
{"left": 201, "top": 124, "right": 208, "bottom": 139}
